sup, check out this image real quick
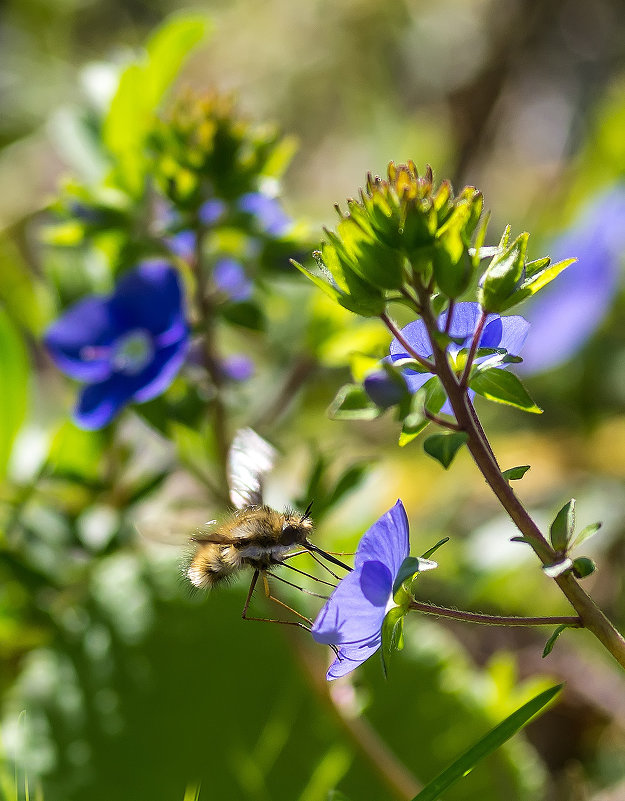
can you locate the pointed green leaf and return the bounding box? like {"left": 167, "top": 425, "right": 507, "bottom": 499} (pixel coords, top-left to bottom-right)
{"left": 542, "top": 625, "right": 569, "bottom": 658}
{"left": 411, "top": 685, "right": 563, "bottom": 801}
{"left": 290, "top": 259, "right": 342, "bottom": 302}
{"left": 550, "top": 499, "right": 576, "bottom": 552}
{"left": 498, "top": 258, "right": 576, "bottom": 312}
{"left": 470, "top": 369, "right": 542, "bottom": 413}
{"left": 478, "top": 231, "right": 528, "bottom": 312}
{"left": 502, "top": 465, "right": 530, "bottom": 481}
{"left": 392, "top": 555, "right": 439, "bottom": 596}
{"left": 570, "top": 522, "right": 601, "bottom": 551}
{"left": 421, "top": 537, "right": 449, "bottom": 560}
{"left": 328, "top": 385, "right": 380, "bottom": 420}
{"left": 423, "top": 432, "right": 468, "bottom": 469}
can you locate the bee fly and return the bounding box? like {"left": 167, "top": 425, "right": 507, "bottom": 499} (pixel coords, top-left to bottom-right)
{"left": 185, "top": 428, "right": 351, "bottom": 633}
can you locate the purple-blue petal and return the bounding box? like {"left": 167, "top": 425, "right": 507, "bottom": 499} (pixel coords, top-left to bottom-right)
{"left": 363, "top": 368, "right": 406, "bottom": 408}
{"left": 311, "top": 565, "right": 388, "bottom": 646}
{"left": 213, "top": 258, "right": 253, "bottom": 302}
{"left": 131, "top": 338, "right": 189, "bottom": 403}
{"left": 520, "top": 185, "right": 625, "bottom": 374}
{"left": 199, "top": 198, "right": 226, "bottom": 226}
{"left": 45, "top": 297, "right": 118, "bottom": 382}
{"left": 166, "top": 230, "right": 196, "bottom": 262}
{"left": 354, "top": 499, "right": 409, "bottom": 578}
{"left": 482, "top": 315, "right": 529, "bottom": 354}
{"left": 109, "top": 262, "right": 186, "bottom": 335}
{"left": 220, "top": 354, "right": 254, "bottom": 382}
{"left": 326, "top": 639, "right": 382, "bottom": 680}
{"left": 74, "top": 374, "right": 136, "bottom": 429}
{"left": 238, "top": 192, "right": 291, "bottom": 236}
{"left": 440, "top": 301, "right": 481, "bottom": 344}
{"left": 390, "top": 318, "right": 431, "bottom": 359}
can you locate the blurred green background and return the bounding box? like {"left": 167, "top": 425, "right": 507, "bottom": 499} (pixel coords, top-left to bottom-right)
{"left": 2, "top": 1, "right": 625, "bottom": 800}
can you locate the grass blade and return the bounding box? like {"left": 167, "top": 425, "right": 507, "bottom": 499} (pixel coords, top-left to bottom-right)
{"left": 411, "top": 684, "right": 563, "bottom": 801}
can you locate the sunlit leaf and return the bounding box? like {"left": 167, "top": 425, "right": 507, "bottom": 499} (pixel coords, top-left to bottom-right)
{"left": 470, "top": 369, "right": 542, "bottom": 414}
{"left": 0, "top": 311, "right": 29, "bottom": 479}
{"left": 411, "top": 685, "right": 563, "bottom": 801}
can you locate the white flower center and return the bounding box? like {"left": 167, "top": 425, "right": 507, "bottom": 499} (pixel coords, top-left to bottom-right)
{"left": 385, "top": 593, "right": 399, "bottom": 616}
{"left": 112, "top": 329, "right": 154, "bottom": 375}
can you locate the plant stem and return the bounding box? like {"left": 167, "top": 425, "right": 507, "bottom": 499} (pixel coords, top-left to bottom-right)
{"left": 380, "top": 312, "right": 435, "bottom": 372}
{"left": 192, "top": 227, "right": 229, "bottom": 488}
{"left": 459, "top": 308, "right": 487, "bottom": 389}
{"left": 413, "top": 284, "right": 625, "bottom": 670}
{"left": 408, "top": 600, "right": 581, "bottom": 628}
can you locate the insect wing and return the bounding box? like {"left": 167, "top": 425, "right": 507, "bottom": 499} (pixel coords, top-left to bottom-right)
{"left": 227, "top": 428, "right": 277, "bottom": 509}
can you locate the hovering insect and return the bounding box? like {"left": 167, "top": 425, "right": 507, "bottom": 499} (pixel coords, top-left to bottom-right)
{"left": 184, "top": 428, "right": 350, "bottom": 631}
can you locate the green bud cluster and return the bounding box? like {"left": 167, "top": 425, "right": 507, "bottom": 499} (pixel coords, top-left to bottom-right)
{"left": 149, "top": 90, "right": 289, "bottom": 210}
{"left": 294, "top": 162, "right": 484, "bottom": 316}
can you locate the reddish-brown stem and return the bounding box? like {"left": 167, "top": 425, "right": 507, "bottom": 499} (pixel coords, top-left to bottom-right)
{"left": 413, "top": 284, "right": 625, "bottom": 670}
{"left": 408, "top": 600, "right": 580, "bottom": 628}
{"left": 460, "top": 308, "right": 488, "bottom": 389}
{"left": 380, "top": 311, "right": 435, "bottom": 372}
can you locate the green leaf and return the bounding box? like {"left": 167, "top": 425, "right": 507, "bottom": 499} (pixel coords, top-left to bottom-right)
{"left": 570, "top": 522, "right": 602, "bottom": 550}
{"left": 328, "top": 385, "right": 380, "bottom": 421}
{"left": 392, "top": 556, "right": 439, "bottom": 596}
{"left": 410, "top": 685, "right": 563, "bottom": 801}
{"left": 542, "top": 625, "right": 569, "bottom": 658}
{"left": 421, "top": 537, "right": 449, "bottom": 560}
{"left": 221, "top": 300, "right": 265, "bottom": 331}
{"left": 478, "top": 230, "right": 528, "bottom": 312}
{"left": 502, "top": 465, "right": 530, "bottom": 481}
{"left": 470, "top": 369, "right": 542, "bottom": 414}
{"left": 550, "top": 499, "right": 576, "bottom": 552}
{"left": 381, "top": 606, "right": 405, "bottom": 677}
{"left": 498, "top": 258, "right": 576, "bottom": 312}
{"left": 572, "top": 557, "right": 596, "bottom": 578}
{"left": 510, "top": 535, "right": 533, "bottom": 546}
{"left": 0, "top": 311, "right": 29, "bottom": 479}
{"left": 103, "top": 14, "right": 210, "bottom": 194}
{"left": 290, "top": 259, "right": 342, "bottom": 303}
{"left": 423, "top": 432, "right": 468, "bottom": 469}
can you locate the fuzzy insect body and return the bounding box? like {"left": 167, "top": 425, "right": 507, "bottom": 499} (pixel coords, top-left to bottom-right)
{"left": 186, "top": 505, "right": 314, "bottom": 589}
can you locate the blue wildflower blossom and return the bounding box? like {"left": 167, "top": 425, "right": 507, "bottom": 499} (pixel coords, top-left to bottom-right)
{"left": 520, "top": 185, "right": 625, "bottom": 374}
{"left": 213, "top": 257, "right": 253, "bottom": 302}
{"left": 45, "top": 262, "right": 189, "bottom": 429}
{"left": 238, "top": 192, "right": 291, "bottom": 236}
{"left": 312, "top": 500, "right": 409, "bottom": 680}
{"left": 220, "top": 354, "right": 254, "bottom": 381}
{"left": 373, "top": 302, "right": 529, "bottom": 415}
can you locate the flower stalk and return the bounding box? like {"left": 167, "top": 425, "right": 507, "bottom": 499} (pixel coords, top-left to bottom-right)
{"left": 413, "top": 281, "right": 625, "bottom": 670}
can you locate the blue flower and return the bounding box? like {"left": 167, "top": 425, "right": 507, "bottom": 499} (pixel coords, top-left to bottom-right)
{"left": 238, "top": 192, "right": 291, "bottom": 236}
{"left": 220, "top": 354, "right": 254, "bottom": 381}
{"left": 312, "top": 500, "right": 409, "bottom": 680}
{"left": 45, "top": 262, "right": 189, "bottom": 429}
{"left": 376, "top": 301, "right": 529, "bottom": 414}
{"left": 213, "top": 258, "right": 253, "bottom": 302}
{"left": 520, "top": 185, "right": 625, "bottom": 374}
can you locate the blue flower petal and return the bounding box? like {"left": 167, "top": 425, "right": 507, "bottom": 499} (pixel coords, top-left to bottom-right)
{"left": 131, "top": 339, "right": 189, "bottom": 403}
{"left": 326, "top": 639, "right": 382, "bottom": 680}
{"left": 220, "top": 354, "right": 254, "bottom": 382}
{"left": 440, "top": 301, "right": 481, "bottom": 343}
{"left": 166, "top": 231, "right": 196, "bottom": 262}
{"left": 45, "top": 297, "right": 118, "bottom": 382}
{"left": 213, "top": 258, "right": 252, "bottom": 301}
{"left": 199, "top": 198, "right": 226, "bottom": 226}
{"left": 354, "top": 499, "right": 409, "bottom": 578}
{"left": 390, "top": 318, "right": 431, "bottom": 359}
{"left": 312, "top": 564, "right": 389, "bottom": 646}
{"left": 109, "top": 262, "right": 185, "bottom": 335}
{"left": 483, "top": 315, "right": 529, "bottom": 355}
{"left": 238, "top": 192, "right": 291, "bottom": 236}
{"left": 74, "top": 374, "right": 136, "bottom": 429}
{"left": 520, "top": 185, "right": 625, "bottom": 374}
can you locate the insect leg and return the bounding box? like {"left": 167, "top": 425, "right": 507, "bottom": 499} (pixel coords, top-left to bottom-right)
{"left": 279, "top": 560, "right": 336, "bottom": 588}
{"left": 270, "top": 570, "right": 330, "bottom": 600}
{"left": 241, "top": 570, "right": 311, "bottom": 632}
{"left": 263, "top": 574, "right": 314, "bottom": 623}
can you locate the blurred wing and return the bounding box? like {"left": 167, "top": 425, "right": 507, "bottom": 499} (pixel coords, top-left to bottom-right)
{"left": 135, "top": 508, "right": 216, "bottom": 546}
{"left": 227, "top": 428, "right": 277, "bottom": 509}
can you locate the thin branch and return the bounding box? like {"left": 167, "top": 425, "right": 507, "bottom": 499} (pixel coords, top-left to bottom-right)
{"left": 424, "top": 409, "right": 461, "bottom": 431}
{"left": 409, "top": 600, "right": 581, "bottom": 628}
{"left": 460, "top": 308, "right": 487, "bottom": 389}
{"left": 380, "top": 311, "right": 435, "bottom": 372}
